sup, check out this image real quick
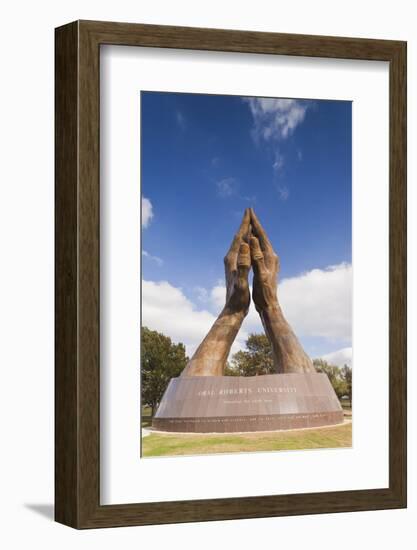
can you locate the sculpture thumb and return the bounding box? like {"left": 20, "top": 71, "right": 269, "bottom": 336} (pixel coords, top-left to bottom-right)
{"left": 249, "top": 236, "right": 267, "bottom": 276}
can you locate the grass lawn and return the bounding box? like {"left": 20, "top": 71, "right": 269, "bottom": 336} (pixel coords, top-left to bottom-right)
{"left": 141, "top": 420, "right": 352, "bottom": 457}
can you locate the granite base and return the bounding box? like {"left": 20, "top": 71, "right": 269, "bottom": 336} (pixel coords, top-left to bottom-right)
{"left": 152, "top": 373, "right": 344, "bottom": 433}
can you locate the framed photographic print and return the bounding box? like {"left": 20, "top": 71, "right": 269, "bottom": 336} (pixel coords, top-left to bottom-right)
{"left": 55, "top": 20, "right": 406, "bottom": 528}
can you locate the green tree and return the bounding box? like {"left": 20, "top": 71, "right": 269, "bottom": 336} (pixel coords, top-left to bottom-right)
{"left": 313, "top": 359, "right": 348, "bottom": 401}
{"left": 341, "top": 364, "right": 352, "bottom": 407}
{"left": 141, "top": 326, "right": 188, "bottom": 416}
{"left": 229, "top": 333, "right": 275, "bottom": 376}
{"left": 224, "top": 361, "right": 239, "bottom": 376}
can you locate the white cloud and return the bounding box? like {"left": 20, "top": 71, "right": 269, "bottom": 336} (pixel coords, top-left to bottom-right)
{"left": 176, "top": 110, "right": 186, "bottom": 130}
{"left": 320, "top": 347, "right": 352, "bottom": 368}
{"left": 244, "top": 98, "right": 310, "bottom": 193}
{"left": 142, "top": 280, "right": 248, "bottom": 357}
{"left": 215, "top": 177, "right": 238, "bottom": 198}
{"left": 245, "top": 98, "right": 309, "bottom": 142}
{"left": 194, "top": 286, "right": 209, "bottom": 303}
{"left": 142, "top": 197, "right": 153, "bottom": 228}
{"left": 142, "top": 262, "right": 351, "bottom": 361}
{"left": 279, "top": 262, "right": 352, "bottom": 342}
{"left": 242, "top": 194, "right": 257, "bottom": 203}
{"left": 209, "top": 283, "right": 226, "bottom": 310}
{"left": 142, "top": 250, "right": 163, "bottom": 267}
{"left": 273, "top": 152, "right": 285, "bottom": 172}
{"left": 277, "top": 185, "right": 289, "bottom": 201}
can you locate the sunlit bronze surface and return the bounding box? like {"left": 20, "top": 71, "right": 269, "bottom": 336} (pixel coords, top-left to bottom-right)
{"left": 181, "top": 208, "right": 316, "bottom": 376}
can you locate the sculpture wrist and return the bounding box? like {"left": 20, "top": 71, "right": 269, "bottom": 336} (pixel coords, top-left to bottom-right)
{"left": 259, "top": 302, "right": 316, "bottom": 374}
{"left": 257, "top": 301, "right": 282, "bottom": 322}
{"left": 221, "top": 305, "right": 248, "bottom": 321}
{"left": 181, "top": 307, "right": 246, "bottom": 377}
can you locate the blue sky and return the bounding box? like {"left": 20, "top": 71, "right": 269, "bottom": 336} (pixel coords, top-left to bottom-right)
{"left": 141, "top": 92, "right": 352, "bottom": 364}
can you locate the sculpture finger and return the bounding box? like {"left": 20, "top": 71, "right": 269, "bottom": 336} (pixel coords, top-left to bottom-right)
{"left": 250, "top": 236, "right": 268, "bottom": 279}
{"left": 249, "top": 208, "right": 273, "bottom": 252}
{"left": 224, "top": 208, "right": 250, "bottom": 269}
{"left": 237, "top": 242, "right": 251, "bottom": 280}
{"left": 250, "top": 208, "right": 279, "bottom": 270}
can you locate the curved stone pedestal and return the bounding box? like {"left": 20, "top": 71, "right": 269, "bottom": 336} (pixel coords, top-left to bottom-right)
{"left": 153, "top": 373, "right": 344, "bottom": 433}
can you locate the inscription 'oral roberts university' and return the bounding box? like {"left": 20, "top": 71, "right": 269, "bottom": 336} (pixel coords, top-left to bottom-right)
{"left": 197, "top": 386, "right": 297, "bottom": 397}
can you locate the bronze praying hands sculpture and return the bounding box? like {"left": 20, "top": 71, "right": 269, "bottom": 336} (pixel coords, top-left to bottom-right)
{"left": 181, "top": 208, "right": 316, "bottom": 377}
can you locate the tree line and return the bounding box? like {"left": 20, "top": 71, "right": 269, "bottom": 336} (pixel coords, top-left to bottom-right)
{"left": 141, "top": 327, "right": 352, "bottom": 416}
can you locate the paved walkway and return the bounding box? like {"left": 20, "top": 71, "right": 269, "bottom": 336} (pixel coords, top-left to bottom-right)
{"left": 142, "top": 419, "right": 351, "bottom": 437}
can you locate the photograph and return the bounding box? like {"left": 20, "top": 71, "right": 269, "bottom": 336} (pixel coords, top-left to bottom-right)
{"left": 0, "top": 0, "right": 409, "bottom": 538}
{"left": 140, "top": 91, "right": 352, "bottom": 458}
